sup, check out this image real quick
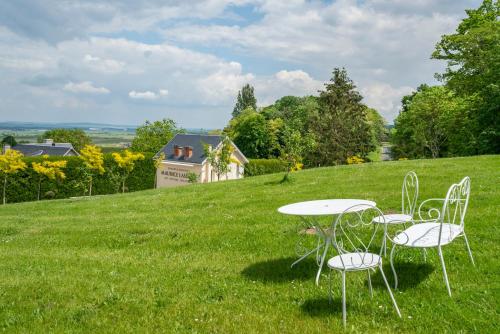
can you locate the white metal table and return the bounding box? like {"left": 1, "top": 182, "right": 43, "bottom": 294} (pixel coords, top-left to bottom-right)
{"left": 278, "top": 199, "right": 376, "bottom": 285}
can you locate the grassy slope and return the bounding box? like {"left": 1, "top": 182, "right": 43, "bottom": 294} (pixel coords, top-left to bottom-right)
{"left": 0, "top": 156, "right": 498, "bottom": 333}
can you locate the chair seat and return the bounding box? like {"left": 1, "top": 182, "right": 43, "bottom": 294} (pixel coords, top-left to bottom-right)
{"left": 372, "top": 213, "right": 412, "bottom": 224}
{"left": 327, "top": 252, "right": 381, "bottom": 271}
{"left": 393, "top": 223, "right": 463, "bottom": 248}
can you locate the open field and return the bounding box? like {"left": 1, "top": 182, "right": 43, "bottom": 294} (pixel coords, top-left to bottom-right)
{"left": 0, "top": 155, "right": 498, "bottom": 333}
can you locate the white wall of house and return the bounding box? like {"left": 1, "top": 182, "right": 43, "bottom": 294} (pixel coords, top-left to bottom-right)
{"left": 156, "top": 151, "right": 246, "bottom": 188}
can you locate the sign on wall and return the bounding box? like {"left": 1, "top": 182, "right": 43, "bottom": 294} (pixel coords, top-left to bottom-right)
{"left": 160, "top": 166, "right": 190, "bottom": 183}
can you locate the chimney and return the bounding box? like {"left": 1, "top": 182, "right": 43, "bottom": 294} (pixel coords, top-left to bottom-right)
{"left": 184, "top": 146, "right": 193, "bottom": 159}
{"left": 173, "top": 145, "right": 183, "bottom": 158}
{"left": 44, "top": 139, "right": 54, "bottom": 145}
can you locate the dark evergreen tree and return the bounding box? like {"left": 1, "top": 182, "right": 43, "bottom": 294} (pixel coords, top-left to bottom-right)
{"left": 232, "top": 84, "right": 257, "bottom": 118}
{"left": 309, "top": 68, "right": 374, "bottom": 166}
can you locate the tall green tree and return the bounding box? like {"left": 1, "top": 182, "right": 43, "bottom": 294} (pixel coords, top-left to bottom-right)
{"left": 232, "top": 84, "right": 257, "bottom": 118}
{"left": 39, "top": 129, "right": 91, "bottom": 151}
{"left": 309, "top": 68, "right": 374, "bottom": 166}
{"left": 131, "top": 119, "right": 181, "bottom": 154}
{"left": 391, "top": 86, "right": 472, "bottom": 159}
{"left": 225, "top": 108, "right": 273, "bottom": 158}
{"left": 432, "top": 0, "right": 500, "bottom": 153}
{"left": 1, "top": 135, "right": 17, "bottom": 147}
{"left": 365, "top": 107, "right": 387, "bottom": 146}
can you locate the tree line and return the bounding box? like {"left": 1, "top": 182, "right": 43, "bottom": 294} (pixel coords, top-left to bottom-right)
{"left": 227, "top": 69, "right": 386, "bottom": 170}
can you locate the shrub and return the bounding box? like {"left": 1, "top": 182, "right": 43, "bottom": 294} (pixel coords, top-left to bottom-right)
{"left": 346, "top": 156, "right": 364, "bottom": 165}
{"left": 5, "top": 153, "right": 155, "bottom": 204}
{"left": 244, "top": 159, "right": 288, "bottom": 177}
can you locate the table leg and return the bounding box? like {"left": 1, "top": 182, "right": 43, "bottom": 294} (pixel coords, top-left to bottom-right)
{"left": 291, "top": 245, "right": 322, "bottom": 268}
{"left": 315, "top": 236, "right": 331, "bottom": 286}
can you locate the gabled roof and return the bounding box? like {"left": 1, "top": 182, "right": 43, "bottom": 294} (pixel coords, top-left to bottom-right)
{"left": 155, "top": 134, "right": 223, "bottom": 164}
{"left": 12, "top": 144, "right": 79, "bottom": 157}
{"left": 155, "top": 133, "right": 248, "bottom": 164}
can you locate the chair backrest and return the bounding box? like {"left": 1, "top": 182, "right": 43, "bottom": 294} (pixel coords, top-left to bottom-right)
{"left": 332, "top": 204, "right": 385, "bottom": 270}
{"left": 441, "top": 176, "right": 471, "bottom": 229}
{"left": 402, "top": 171, "right": 419, "bottom": 217}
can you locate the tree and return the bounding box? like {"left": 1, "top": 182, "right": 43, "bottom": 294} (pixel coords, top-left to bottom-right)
{"left": 131, "top": 119, "right": 180, "bottom": 154}
{"left": 365, "top": 108, "right": 387, "bottom": 147}
{"left": 432, "top": 0, "right": 500, "bottom": 154}
{"left": 1, "top": 135, "right": 17, "bottom": 147}
{"left": 32, "top": 157, "right": 67, "bottom": 200}
{"left": 112, "top": 150, "right": 145, "bottom": 193}
{"left": 310, "top": 68, "right": 375, "bottom": 166}
{"left": 279, "top": 127, "right": 311, "bottom": 182}
{"left": 203, "top": 137, "right": 238, "bottom": 181}
{"left": 391, "top": 86, "right": 471, "bottom": 159}
{"left": 0, "top": 149, "right": 27, "bottom": 204}
{"left": 79, "top": 145, "right": 105, "bottom": 196}
{"left": 225, "top": 108, "right": 273, "bottom": 158}
{"left": 232, "top": 84, "right": 257, "bottom": 118}
{"left": 39, "top": 129, "right": 91, "bottom": 151}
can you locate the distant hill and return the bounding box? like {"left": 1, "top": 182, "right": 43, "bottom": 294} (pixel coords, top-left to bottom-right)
{"left": 0, "top": 122, "right": 212, "bottom": 134}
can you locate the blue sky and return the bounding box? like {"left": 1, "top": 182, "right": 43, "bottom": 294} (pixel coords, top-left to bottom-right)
{"left": 0, "top": 0, "right": 481, "bottom": 128}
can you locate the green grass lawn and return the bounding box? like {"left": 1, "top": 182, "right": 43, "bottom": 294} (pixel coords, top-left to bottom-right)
{"left": 0, "top": 155, "right": 498, "bottom": 333}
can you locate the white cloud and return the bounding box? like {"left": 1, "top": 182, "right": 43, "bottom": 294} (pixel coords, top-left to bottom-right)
{"left": 255, "top": 70, "right": 324, "bottom": 105}
{"left": 83, "top": 54, "right": 125, "bottom": 74}
{"left": 129, "top": 89, "right": 168, "bottom": 100}
{"left": 63, "top": 81, "right": 110, "bottom": 94}
{"left": 360, "top": 83, "right": 414, "bottom": 122}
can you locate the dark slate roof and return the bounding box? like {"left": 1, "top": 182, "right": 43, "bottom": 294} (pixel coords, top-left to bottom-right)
{"left": 155, "top": 134, "right": 224, "bottom": 164}
{"left": 12, "top": 144, "right": 78, "bottom": 157}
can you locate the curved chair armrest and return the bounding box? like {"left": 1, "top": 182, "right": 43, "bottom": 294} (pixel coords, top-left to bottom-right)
{"left": 417, "top": 198, "right": 445, "bottom": 222}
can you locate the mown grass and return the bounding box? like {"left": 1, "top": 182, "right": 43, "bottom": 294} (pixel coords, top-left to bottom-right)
{"left": 0, "top": 155, "right": 498, "bottom": 333}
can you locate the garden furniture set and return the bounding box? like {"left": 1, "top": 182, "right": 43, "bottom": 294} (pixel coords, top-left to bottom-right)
{"left": 278, "top": 173, "right": 475, "bottom": 327}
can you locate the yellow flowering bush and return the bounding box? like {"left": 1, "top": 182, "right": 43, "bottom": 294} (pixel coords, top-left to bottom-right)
{"left": 32, "top": 158, "right": 67, "bottom": 200}
{"left": 79, "top": 145, "right": 105, "bottom": 195}
{"left": 347, "top": 155, "right": 364, "bottom": 165}
{"left": 112, "top": 150, "right": 145, "bottom": 193}
{"left": 0, "top": 149, "right": 27, "bottom": 204}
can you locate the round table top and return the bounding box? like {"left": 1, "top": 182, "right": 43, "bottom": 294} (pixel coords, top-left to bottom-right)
{"left": 278, "top": 199, "right": 376, "bottom": 216}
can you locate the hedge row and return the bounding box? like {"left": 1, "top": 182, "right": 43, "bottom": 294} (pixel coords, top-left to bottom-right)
{"left": 4, "top": 153, "right": 155, "bottom": 204}
{"left": 244, "top": 159, "right": 288, "bottom": 177}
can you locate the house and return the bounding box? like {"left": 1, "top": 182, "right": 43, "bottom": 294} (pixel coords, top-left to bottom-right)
{"left": 2, "top": 139, "right": 79, "bottom": 156}
{"left": 154, "top": 134, "right": 248, "bottom": 188}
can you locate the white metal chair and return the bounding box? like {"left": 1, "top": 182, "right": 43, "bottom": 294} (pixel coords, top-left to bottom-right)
{"left": 372, "top": 171, "right": 419, "bottom": 255}
{"left": 389, "top": 176, "right": 475, "bottom": 296}
{"left": 327, "top": 204, "right": 401, "bottom": 327}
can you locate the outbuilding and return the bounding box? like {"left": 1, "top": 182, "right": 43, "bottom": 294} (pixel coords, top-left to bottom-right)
{"left": 154, "top": 134, "right": 248, "bottom": 188}
{"left": 3, "top": 139, "right": 79, "bottom": 156}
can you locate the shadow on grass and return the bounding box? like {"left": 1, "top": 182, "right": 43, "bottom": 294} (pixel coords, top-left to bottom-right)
{"left": 241, "top": 257, "right": 317, "bottom": 283}
{"left": 370, "top": 262, "right": 434, "bottom": 291}
{"left": 300, "top": 297, "right": 343, "bottom": 317}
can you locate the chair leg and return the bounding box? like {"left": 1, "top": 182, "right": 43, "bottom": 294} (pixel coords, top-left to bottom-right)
{"left": 462, "top": 232, "right": 475, "bottom": 266}
{"left": 383, "top": 231, "right": 387, "bottom": 257}
{"left": 367, "top": 269, "right": 373, "bottom": 298}
{"left": 341, "top": 271, "right": 346, "bottom": 328}
{"left": 437, "top": 247, "right": 452, "bottom": 297}
{"left": 328, "top": 269, "right": 333, "bottom": 304}
{"left": 379, "top": 264, "right": 402, "bottom": 318}
{"left": 390, "top": 244, "right": 398, "bottom": 289}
